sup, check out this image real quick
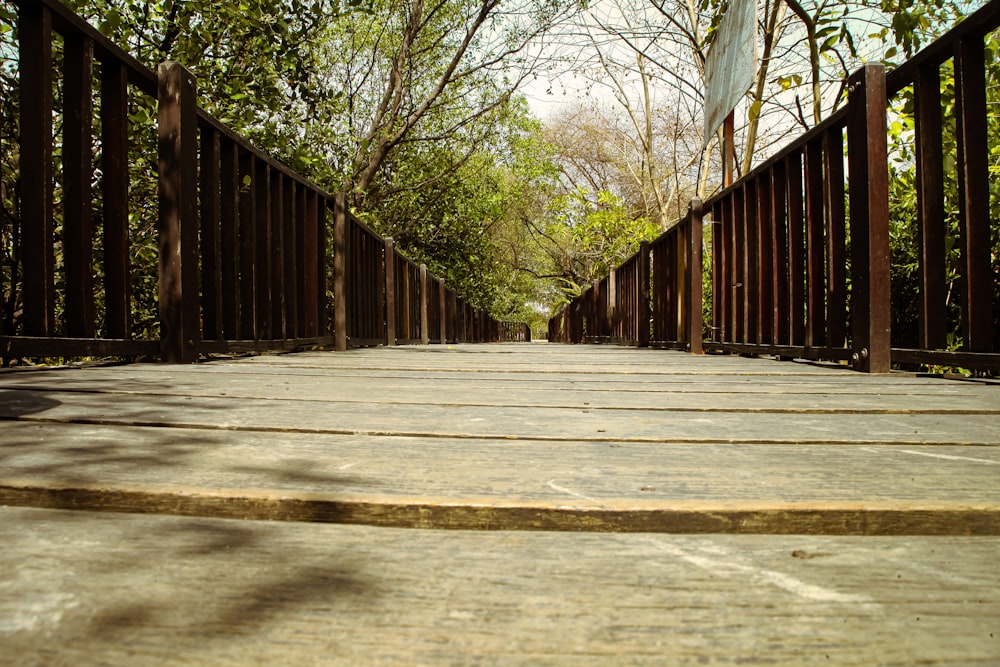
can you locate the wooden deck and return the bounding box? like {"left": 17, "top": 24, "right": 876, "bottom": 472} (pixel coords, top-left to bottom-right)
{"left": 1, "top": 344, "right": 998, "bottom": 664}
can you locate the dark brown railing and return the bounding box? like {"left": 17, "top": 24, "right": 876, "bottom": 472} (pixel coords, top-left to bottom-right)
{"left": 548, "top": 203, "right": 703, "bottom": 353}
{"left": 550, "top": 2, "right": 999, "bottom": 374}
{"left": 2, "top": 0, "right": 520, "bottom": 363}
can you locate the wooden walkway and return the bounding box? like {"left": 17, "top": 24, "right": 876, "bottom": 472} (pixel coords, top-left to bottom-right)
{"left": 1, "top": 344, "right": 998, "bottom": 664}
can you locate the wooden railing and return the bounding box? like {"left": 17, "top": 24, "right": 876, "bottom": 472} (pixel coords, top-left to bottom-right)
{"left": 548, "top": 203, "right": 703, "bottom": 352}
{"left": 2, "top": 0, "right": 519, "bottom": 363}
{"left": 550, "top": 2, "right": 999, "bottom": 374}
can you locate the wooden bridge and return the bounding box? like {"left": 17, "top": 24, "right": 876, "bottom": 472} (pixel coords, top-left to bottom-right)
{"left": 2, "top": 0, "right": 999, "bottom": 664}
{"left": 1, "top": 343, "right": 998, "bottom": 664}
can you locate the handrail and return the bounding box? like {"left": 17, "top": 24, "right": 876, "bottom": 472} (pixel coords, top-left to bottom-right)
{"left": 549, "top": 1, "right": 999, "bottom": 374}
{"left": 1, "top": 0, "right": 523, "bottom": 363}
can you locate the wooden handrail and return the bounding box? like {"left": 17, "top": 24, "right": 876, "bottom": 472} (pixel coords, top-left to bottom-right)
{"left": 549, "top": 1, "right": 999, "bottom": 374}
{"left": 2, "top": 0, "right": 522, "bottom": 363}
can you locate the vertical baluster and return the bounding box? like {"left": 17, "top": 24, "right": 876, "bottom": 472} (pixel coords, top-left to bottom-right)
{"left": 63, "top": 34, "right": 95, "bottom": 338}
{"left": 419, "top": 264, "right": 429, "bottom": 344}
{"left": 219, "top": 139, "right": 239, "bottom": 339}
{"left": 269, "top": 172, "right": 284, "bottom": 339}
{"left": 712, "top": 201, "right": 726, "bottom": 343}
{"left": 914, "top": 63, "right": 947, "bottom": 351}
{"left": 786, "top": 153, "right": 806, "bottom": 346}
{"left": 316, "top": 196, "right": 327, "bottom": 338}
{"left": 298, "top": 190, "right": 317, "bottom": 337}
{"left": 384, "top": 237, "right": 396, "bottom": 346}
{"left": 157, "top": 62, "right": 200, "bottom": 362}
{"left": 254, "top": 161, "right": 270, "bottom": 339}
{"left": 771, "top": 162, "right": 789, "bottom": 346}
{"left": 638, "top": 240, "right": 650, "bottom": 348}
{"left": 687, "top": 200, "right": 704, "bottom": 354}
{"left": 285, "top": 181, "right": 306, "bottom": 338}
{"left": 745, "top": 181, "right": 760, "bottom": 345}
{"left": 847, "top": 63, "right": 891, "bottom": 372}
{"left": 333, "top": 193, "right": 347, "bottom": 350}
{"left": 804, "top": 138, "right": 826, "bottom": 348}
{"left": 100, "top": 59, "right": 130, "bottom": 339}
{"left": 756, "top": 173, "right": 773, "bottom": 345}
{"left": 733, "top": 187, "right": 747, "bottom": 344}
{"left": 199, "top": 128, "right": 222, "bottom": 340}
{"left": 20, "top": 2, "right": 54, "bottom": 336}
{"left": 438, "top": 278, "right": 448, "bottom": 345}
{"left": 954, "top": 37, "right": 993, "bottom": 352}
{"left": 824, "top": 127, "right": 848, "bottom": 348}
{"left": 238, "top": 152, "right": 256, "bottom": 339}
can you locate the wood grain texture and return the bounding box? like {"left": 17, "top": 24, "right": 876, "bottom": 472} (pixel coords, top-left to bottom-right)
{"left": 1, "top": 506, "right": 997, "bottom": 666}
{"left": 0, "top": 345, "right": 996, "bottom": 534}
{"left": 1, "top": 345, "right": 998, "bottom": 663}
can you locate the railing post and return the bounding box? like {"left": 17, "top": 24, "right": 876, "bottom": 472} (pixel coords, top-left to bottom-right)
{"left": 64, "top": 33, "right": 96, "bottom": 338}
{"left": 687, "top": 199, "right": 704, "bottom": 354}
{"left": 333, "top": 193, "right": 348, "bottom": 351}
{"left": 157, "top": 62, "right": 201, "bottom": 363}
{"left": 419, "top": 264, "right": 430, "bottom": 344}
{"left": 384, "top": 238, "right": 396, "bottom": 346}
{"left": 438, "top": 278, "right": 447, "bottom": 344}
{"left": 638, "top": 240, "right": 650, "bottom": 348}
{"left": 846, "top": 63, "right": 891, "bottom": 372}
{"left": 102, "top": 60, "right": 132, "bottom": 339}
{"left": 20, "top": 1, "right": 55, "bottom": 337}
{"left": 954, "top": 36, "right": 993, "bottom": 352}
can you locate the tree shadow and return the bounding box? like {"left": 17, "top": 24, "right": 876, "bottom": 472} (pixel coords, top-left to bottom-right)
{"left": 0, "top": 363, "right": 387, "bottom": 658}
{"left": 0, "top": 506, "right": 378, "bottom": 656}
{"left": 0, "top": 389, "right": 61, "bottom": 418}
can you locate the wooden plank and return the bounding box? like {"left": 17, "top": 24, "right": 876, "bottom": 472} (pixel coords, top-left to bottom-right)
{"left": 1, "top": 345, "right": 995, "bottom": 538}
{"left": 0, "top": 386, "right": 995, "bottom": 445}
{"left": 2, "top": 506, "right": 998, "bottom": 665}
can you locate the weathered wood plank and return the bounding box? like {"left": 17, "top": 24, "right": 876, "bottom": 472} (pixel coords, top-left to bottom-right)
{"left": 0, "top": 345, "right": 996, "bottom": 534}
{"left": 0, "top": 421, "right": 997, "bottom": 533}
{"left": 1, "top": 506, "right": 997, "bottom": 666}
{"left": 0, "top": 388, "right": 995, "bottom": 444}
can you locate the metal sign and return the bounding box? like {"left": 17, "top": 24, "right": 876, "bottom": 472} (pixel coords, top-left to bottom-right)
{"left": 704, "top": 0, "right": 757, "bottom": 144}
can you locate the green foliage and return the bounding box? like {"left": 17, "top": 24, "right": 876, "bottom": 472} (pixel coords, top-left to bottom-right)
{"left": 884, "top": 31, "right": 1000, "bottom": 357}
{"left": 534, "top": 187, "right": 660, "bottom": 304}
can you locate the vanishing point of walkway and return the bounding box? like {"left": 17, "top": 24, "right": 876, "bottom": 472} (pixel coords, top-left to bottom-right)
{"left": 0, "top": 344, "right": 998, "bottom": 664}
